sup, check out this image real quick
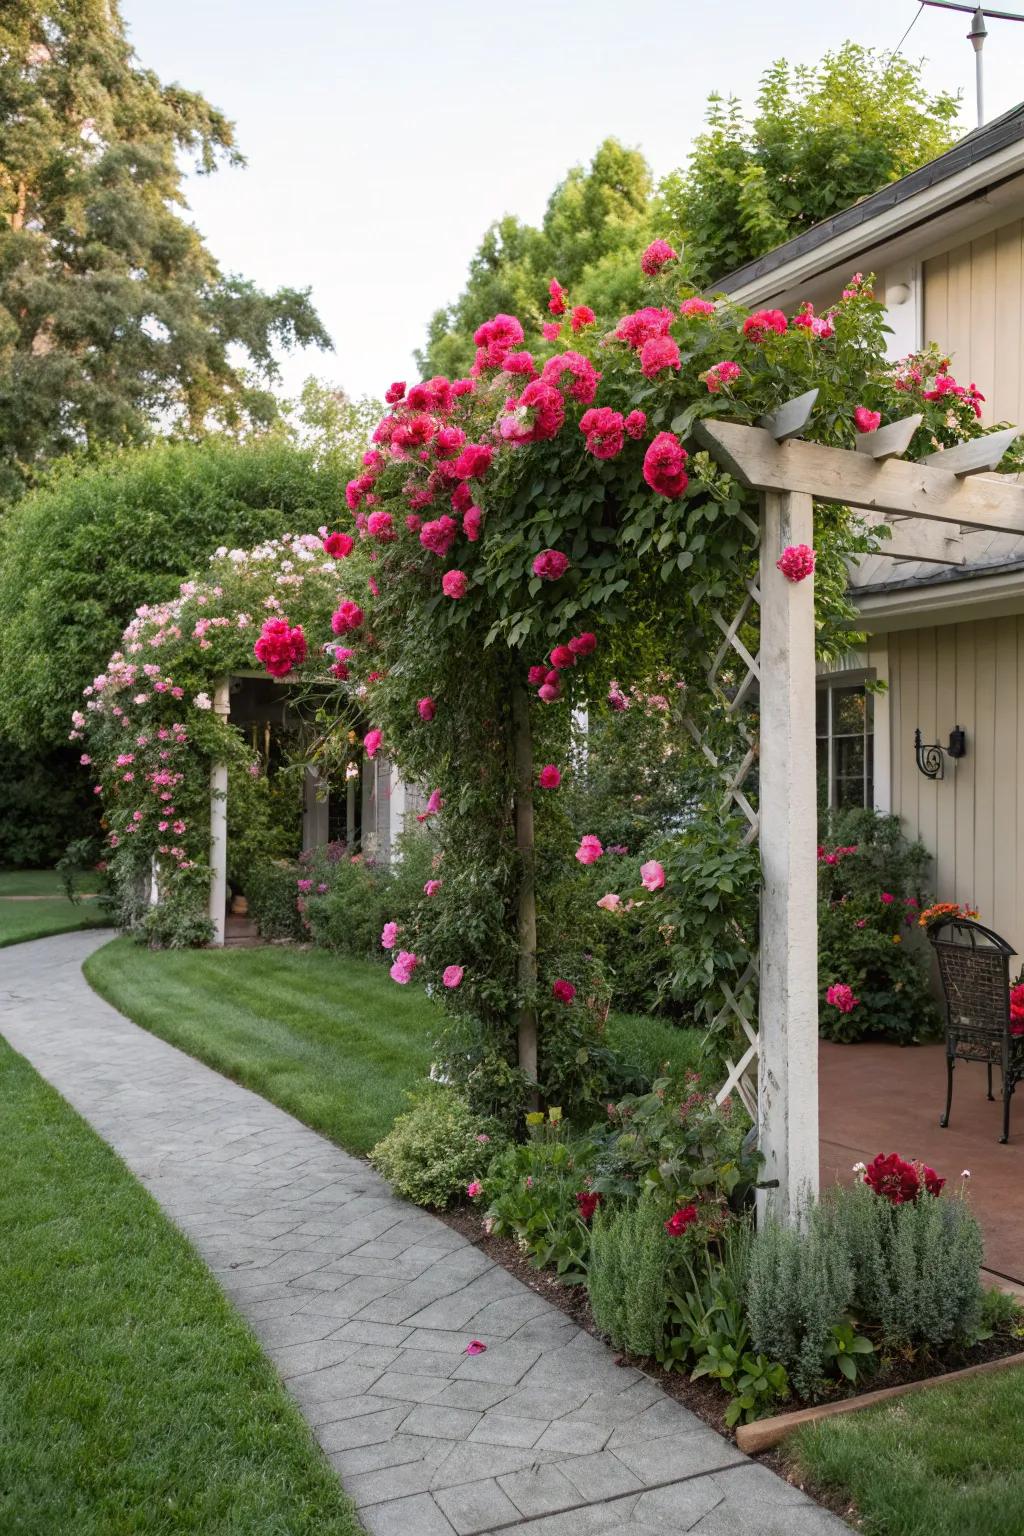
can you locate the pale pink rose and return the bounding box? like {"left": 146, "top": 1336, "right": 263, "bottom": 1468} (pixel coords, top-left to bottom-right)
{"left": 640, "top": 860, "right": 666, "bottom": 892}
{"left": 597, "top": 893, "right": 622, "bottom": 912}
{"left": 381, "top": 921, "right": 399, "bottom": 949}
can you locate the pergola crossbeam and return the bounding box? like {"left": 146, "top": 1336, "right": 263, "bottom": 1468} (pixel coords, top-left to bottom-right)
{"left": 919, "top": 425, "right": 1021, "bottom": 477}
{"left": 697, "top": 419, "right": 1024, "bottom": 535}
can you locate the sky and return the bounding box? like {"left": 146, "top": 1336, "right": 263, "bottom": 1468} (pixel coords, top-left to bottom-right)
{"left": 120, "top": 0, "right": 1024, "bottom": 404}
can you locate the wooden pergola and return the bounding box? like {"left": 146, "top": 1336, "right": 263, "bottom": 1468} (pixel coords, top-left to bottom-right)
{"left": 694, "top": 400, "right": 1024, "bottom": 1225}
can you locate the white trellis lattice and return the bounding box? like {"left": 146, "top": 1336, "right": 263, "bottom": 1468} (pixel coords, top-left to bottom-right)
{"left": 682, "top": 507, "right": 762, "bottom": 1120}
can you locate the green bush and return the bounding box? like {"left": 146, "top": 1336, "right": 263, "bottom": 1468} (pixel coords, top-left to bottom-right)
{"left": 484, "top": 1112, "right": 598, "bottom": 1281}
{"left": 599, "top": 1076, "right": 758, "bottom": 1211}
{"left": 589, "top": 1190, "right": 671, "bottom": 1357}
{"left": 747, "top": 1179, "right": 983, "bottom": 1401}
{"left": 302, "top": 853, "right": 393, "bottom": 957}
{"left": 0, "top": 436, "right": 349, "bottom": 753}
{"left": 0, "top": 744, "right": 97, "bottom": 867}
{"left": 368, "top": 1084, "right": 500, "bottom": 1209}
{"left": 245, "top": 860, "right": 305, "bottom": 942}
{"left": 817, "top": 808, "right": 940, "bottom": 1044}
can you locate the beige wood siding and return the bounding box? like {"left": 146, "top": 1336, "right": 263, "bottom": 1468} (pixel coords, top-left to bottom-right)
{"left": 924, "top": 221, "right": 1024, "bottom": 428}
{"left": 887, "top": 616, "right": 1024, "bottom": 956}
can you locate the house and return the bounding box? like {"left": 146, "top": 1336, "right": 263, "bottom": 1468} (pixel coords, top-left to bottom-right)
{"left": 715, "top": 103, "right": 1024, "bottom": 958}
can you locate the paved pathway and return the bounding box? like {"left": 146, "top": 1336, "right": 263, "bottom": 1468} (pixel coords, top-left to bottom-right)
{"left": 0, "top": 932, "right": 849, "bottom": 1536}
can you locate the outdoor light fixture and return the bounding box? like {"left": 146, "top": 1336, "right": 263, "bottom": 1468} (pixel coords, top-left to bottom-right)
{"left": 914, "top": 726, "right": 967, "bottom": 780}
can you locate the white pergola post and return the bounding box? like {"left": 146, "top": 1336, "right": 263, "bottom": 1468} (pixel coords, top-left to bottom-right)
{"left": 757, "top": 492, "right": 820, "bottom": 1226}
{"left": 208, "top": 678, "right": 230, "bottom": 946}
{"left": 693, "top": 413, "right": 1024, "bottom": 1229}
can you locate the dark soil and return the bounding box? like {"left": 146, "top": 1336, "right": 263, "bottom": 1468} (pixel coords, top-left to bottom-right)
{"left": 440, "top": 1203, "right": 1023, "bottom": 1463}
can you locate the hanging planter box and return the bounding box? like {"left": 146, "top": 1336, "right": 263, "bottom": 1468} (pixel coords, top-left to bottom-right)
{"left": 735, "top": 1349, "right": 1024, "bottom": 1454}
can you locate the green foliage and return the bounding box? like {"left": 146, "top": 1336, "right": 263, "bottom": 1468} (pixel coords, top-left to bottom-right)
{"left": 599, "top": 1075, "right": 758, "bottom": 1210}
{"left": 818, "top": 808, "right": 940, "bottom": 1043}
{"left": 0, "top": 743, "right": 95, "bottom": 866}
{"left": 244, "top": 859, "right": 305, "bottom": 942}
{"left": 368, "top": 1083, "right": 499, "bottom": 1208}
{"left": 483, "top": 1112, "right": 597, "bottom": 1281}
{"left": 0, "top": 2, "right": 329, "bottom": 501}
{"left": 0, "top": 436, "right": 350, "bottom": 751}
{"left": 588, "top": 1190, "right": 671, "bottom": 1357}
{"left": 301, "top": 828, "right": 438, "bottom": 958}
{"left": 666, "top": 45, "right": 961, "bottom": 283}
{"left": 747, "top": 1182, "right": 984, "bottom": 1401}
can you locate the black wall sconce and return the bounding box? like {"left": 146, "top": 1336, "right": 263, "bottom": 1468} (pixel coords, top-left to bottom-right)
{"left": 914, "top": 726, "right": 967, "bottom": 780}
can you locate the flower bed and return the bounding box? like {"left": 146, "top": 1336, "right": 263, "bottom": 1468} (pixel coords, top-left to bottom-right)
{"left": 371, "top": 1076, "right": 1023, "bottom": 1435}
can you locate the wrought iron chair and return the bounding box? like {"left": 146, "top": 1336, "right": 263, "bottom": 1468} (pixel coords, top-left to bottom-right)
{"left": 928, "top": 917, "right": 1022, "bottom": 1144}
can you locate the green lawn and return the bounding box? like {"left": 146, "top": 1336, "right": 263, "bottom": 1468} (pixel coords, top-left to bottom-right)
{"left": 605, "top": 1007, "right": 718, "bottom": 1084}
{"left": 787, "top": 1365, "right": 1024, "bottom": 1536}
{"left": 0, "top": 867, "right": 107, "bottom": 947}
{"left": 85, "top": 939, "right": 437, "bottom": 1156}
{"left": 84, "top": 940, "right": 711, "bottom": 1157}
{"left": 0, "top": 1036, "right": 360, "bottom": 1536}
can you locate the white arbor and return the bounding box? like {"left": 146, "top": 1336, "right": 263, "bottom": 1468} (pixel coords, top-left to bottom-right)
{"left": 696, "top": 407, "right": 1024, "bottom": 1225}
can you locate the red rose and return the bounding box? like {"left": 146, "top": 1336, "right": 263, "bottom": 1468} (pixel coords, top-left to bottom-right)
{"left": 576, "top": 1190, "right": 602, "bottom": 1223}
{"left": 664, "top": 1205, "right": 698, "bottom": 1237}
{"left": 864, "top": 1152, "right": 920, "bottom": 1205}
{"left": 642, "top": 433, "right": 689, "bottom": 500}
{"left": 552, "top": 979, "right": 576, "bottom": 1004}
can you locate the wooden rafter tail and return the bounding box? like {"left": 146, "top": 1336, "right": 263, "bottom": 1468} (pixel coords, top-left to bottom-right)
{"left": 854, "top": 414, "right": 923, "bottom": 462}
{"left": 757, "top": 388, "right": 819, "bottom": 443}
{"left": 918, "top": 425, "right": 1021, "bottom": 477}
{"left": 854, "top": 511, "right": 965, "bottom": 566}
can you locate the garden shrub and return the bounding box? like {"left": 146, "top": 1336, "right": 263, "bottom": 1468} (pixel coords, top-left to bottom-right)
{"left": 818, "top": 807, "right": 940, "bottom": 1043}
{"left": 483, "top": 1111, "right": 599, "bottom": 1281}
{"left": 589, "top": 1189, "right": 671, "bottom": 1357}
{"left": 301, "top": 853, "right": 393, "bottom": 957}
{"left": 0, "top": 744, "right": 97, "bottom": 868}
{"left": 245, "top": 859, "right": 305, "bottom": 942}
{"left": 368, "top": 1084, "right": 500, "bottom": 1208}
{"left": 746, "top": 1163, "right": 983, "bottom": 1400}
{"left": 598, "top": 1075, "right": 759, "bottom": 1211}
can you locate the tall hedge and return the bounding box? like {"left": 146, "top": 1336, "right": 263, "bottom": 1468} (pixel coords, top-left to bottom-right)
{"left": 0, "top": 435, "right": 348, "bottom": 752}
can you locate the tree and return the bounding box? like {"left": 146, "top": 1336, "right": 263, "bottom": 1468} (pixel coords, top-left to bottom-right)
{"left": 661, "top": 44, "right": 961, "bottom": 283}
{"left": 0, "top": 1, "right": 330, "bottom": 499}
{"left": 417, "top": 139, "right": 652, "bottom": 377}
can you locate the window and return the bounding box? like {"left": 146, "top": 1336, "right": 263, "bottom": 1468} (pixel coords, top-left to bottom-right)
{"left": 816, "top": 682, "right": 874, "bottom": 809}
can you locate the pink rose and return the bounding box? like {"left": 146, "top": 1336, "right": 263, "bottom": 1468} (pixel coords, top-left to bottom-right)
{"left": 640, "top": 238, "right": 678, "bottom": 275}
{"left": 575, "top": 834, "right": 603, "bottom": 865}
{"left": 532, "top": 549, "right": 570, "bottom": 582}
{"left": 776, "top": 545, "right": 816, "bottom": 583}
{"left": 364, "top": 728, "right": 382, "bottom": 758}
{"left": 538, "top": 764, "right": 561, "bottom": 789}
{"left": 442, "top": 569, "right": 468, "bottom": 599}
{"left": 423, "top": 879, "right": 442, "bottom": 896}
{"left": 443, "top": 965, "right": 464, "bottom": 989}
{"left": 466, "top": 1180, "right": 483, "bottom": 1198}
{"left": 640, "top": 860, "right": 665, "bottom": 892}
{"left": 381, "top": 921, "right": 399, "bottom": 949}
{"left": 597, "top": 893, "right": 622, "bottom": 912}
{"left": 390, "top": 949, "right": 419, "bottom": 984}
{"left": 854, "top": 406, "right": 882, "bottom": 433}
{"left": 552, "top": 979, "right": 576, "bottom": 1004}
{"left": 417, "top": 697, "right": 436, "bottom": 722}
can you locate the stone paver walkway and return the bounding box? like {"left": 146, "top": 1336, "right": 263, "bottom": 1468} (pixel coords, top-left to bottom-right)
{"left": 0, "top": 932, "right": 849, "bottom": 1535}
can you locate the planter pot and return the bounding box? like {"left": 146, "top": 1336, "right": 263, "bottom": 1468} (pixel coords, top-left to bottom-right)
{"left": 735, "top": 1348, "right": 1024, "bottom": 1454}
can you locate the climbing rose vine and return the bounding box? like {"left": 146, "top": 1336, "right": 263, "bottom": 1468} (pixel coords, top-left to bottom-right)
{"left": 305, "top": 240, "right": 1002, "bottom": 1115}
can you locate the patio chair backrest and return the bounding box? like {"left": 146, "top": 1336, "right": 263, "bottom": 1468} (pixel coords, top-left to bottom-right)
{"left": 928, "top": 918, "right": 1015, "bottom": 1042}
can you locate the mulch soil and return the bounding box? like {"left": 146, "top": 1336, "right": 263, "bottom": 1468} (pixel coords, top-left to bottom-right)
{"left": 440, "top": 1203, "right": 1022, "bottom": 1527}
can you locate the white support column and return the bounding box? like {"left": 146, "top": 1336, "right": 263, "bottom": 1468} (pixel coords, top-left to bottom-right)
{"left": 208, "top": 678, "right": 230, "bottom": 947}
{"left": 758, "top": 492, "right": 820, "bottom": 1226}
